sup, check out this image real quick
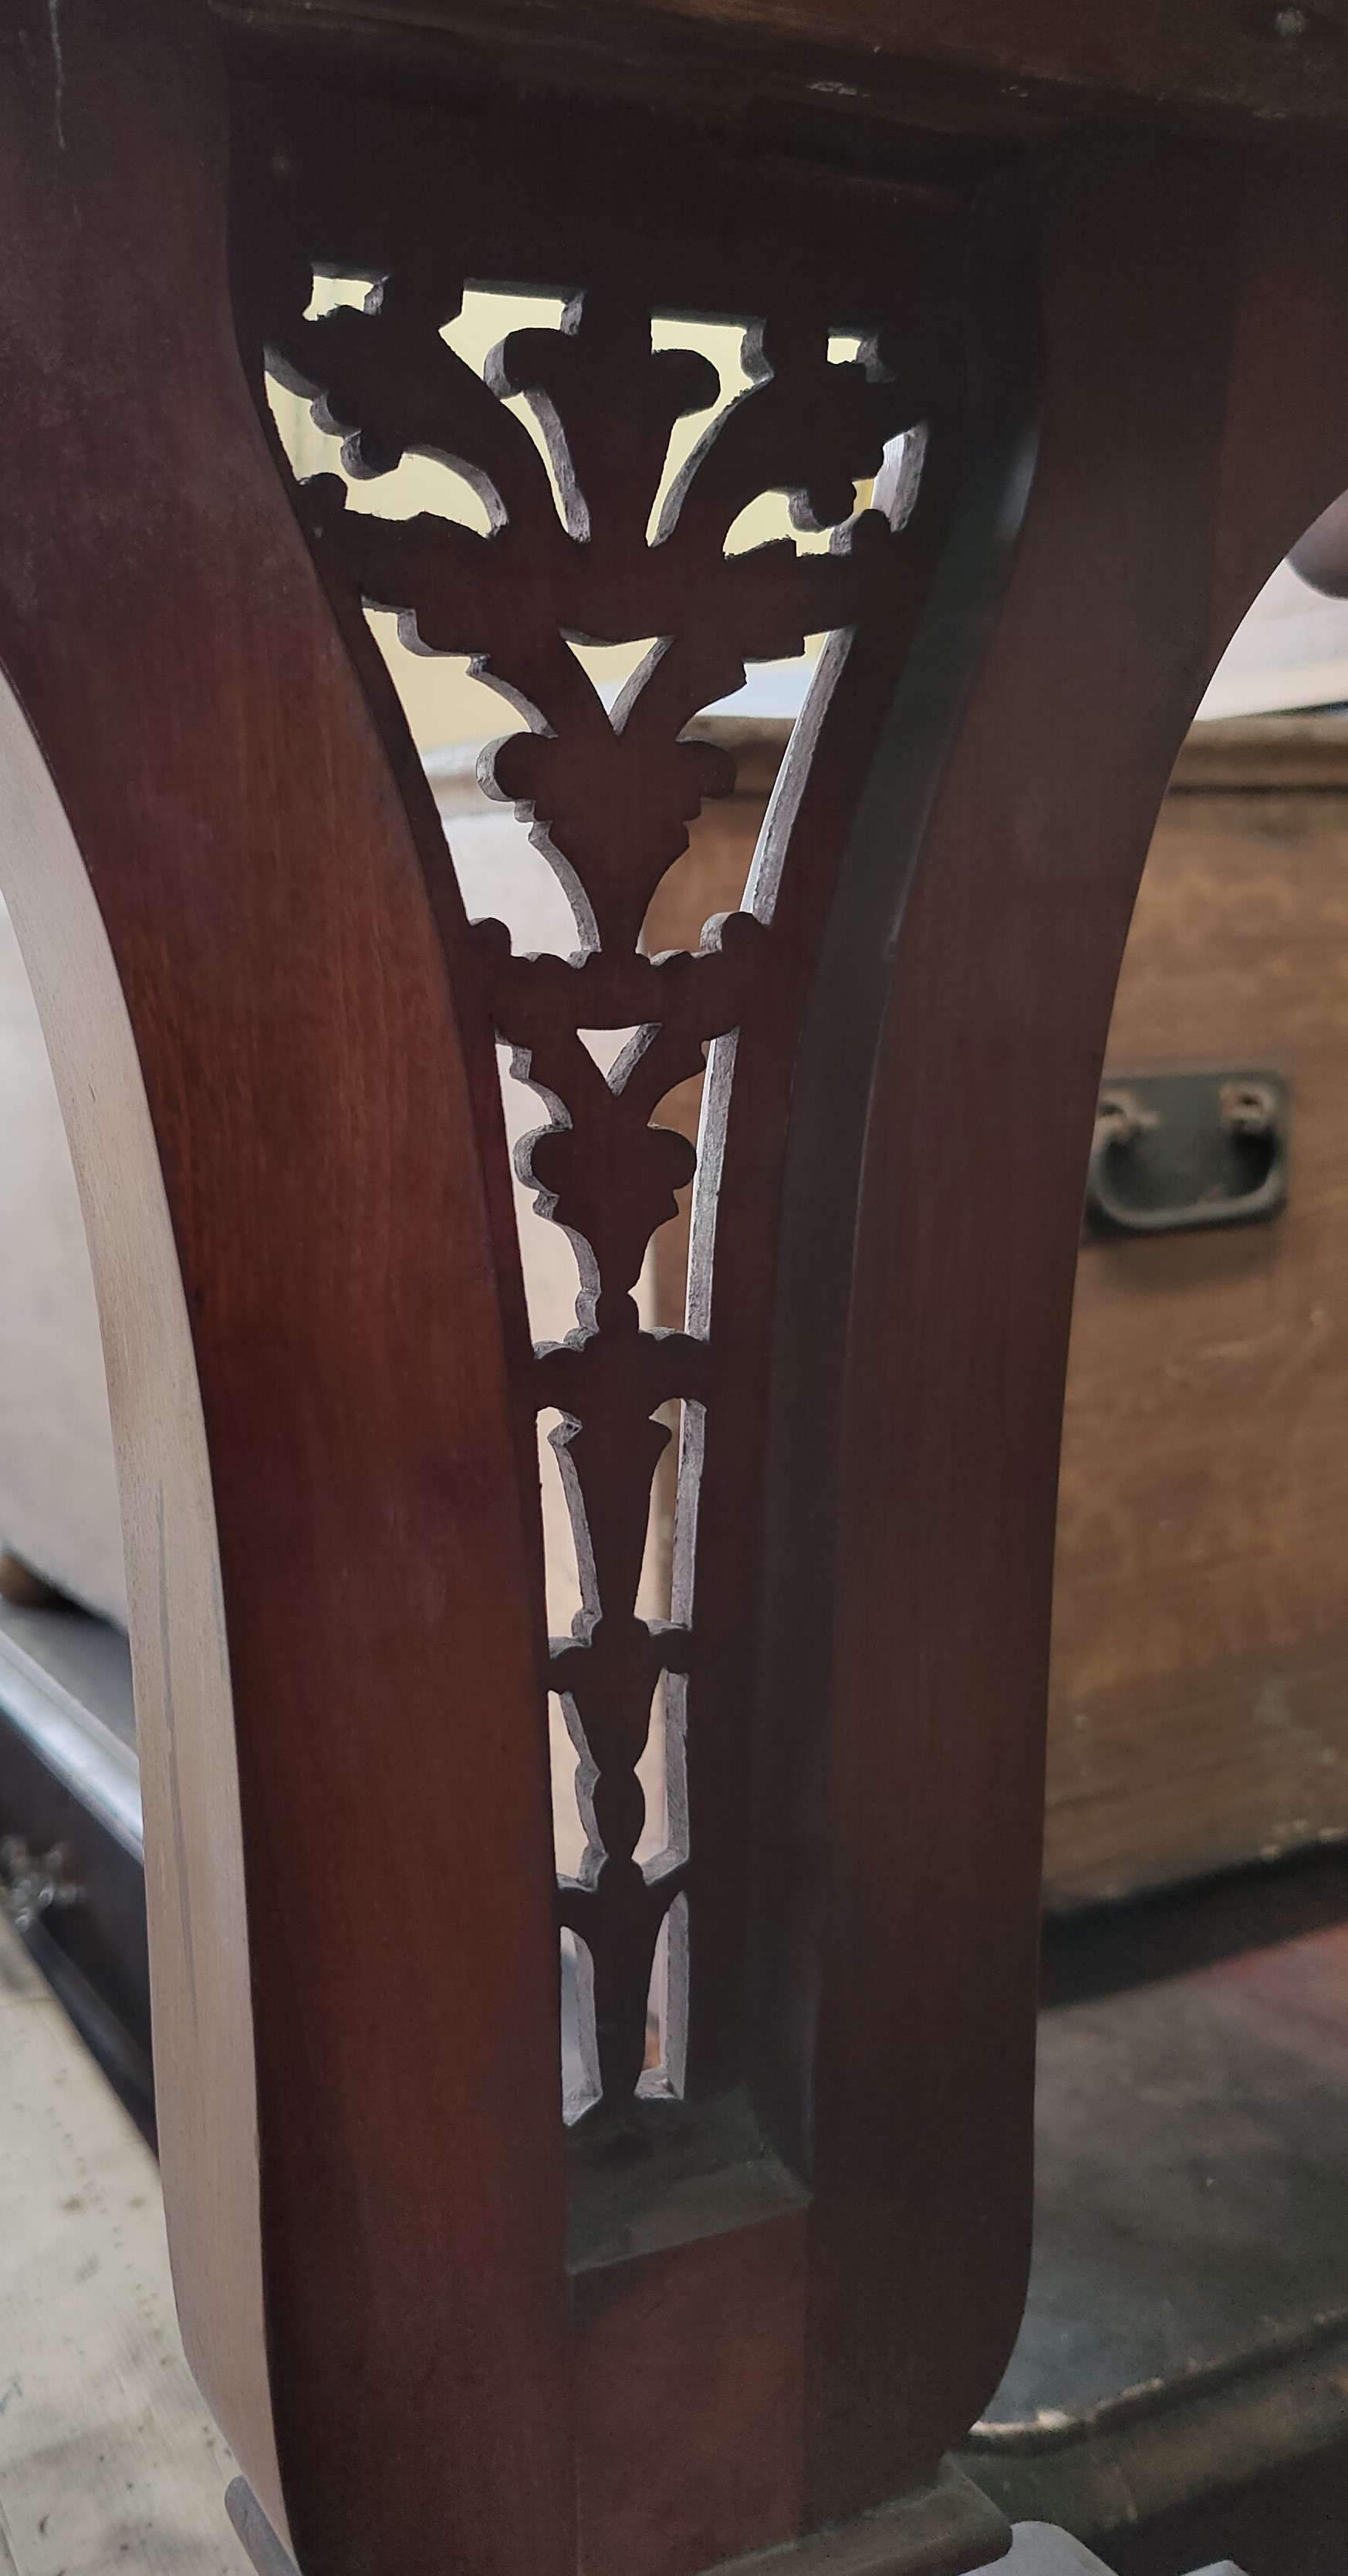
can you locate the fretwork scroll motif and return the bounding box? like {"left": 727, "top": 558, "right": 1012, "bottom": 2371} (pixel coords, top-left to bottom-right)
{"left": 263, "top": 269, "right": 925, "bottom": 2117}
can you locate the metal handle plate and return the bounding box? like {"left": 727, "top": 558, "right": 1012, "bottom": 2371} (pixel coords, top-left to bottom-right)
{"left": 1085, "top": 1068, "right": 1288, "bottom": 1240}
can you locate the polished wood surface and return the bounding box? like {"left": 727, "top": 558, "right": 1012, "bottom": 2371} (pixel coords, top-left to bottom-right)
{"left": 212, "top": 0, "right": 1348, "bottom": 147}
{"left": 226, "top": 52, "right": 1029, "bottom": 2571}
{"left": 230, "top": 64, "right": 973, "bottom": 2140}
{"left": 751, "top": 139, "right": 1348, "bottom": 2513}
{"left": 4, "top": 5, "right": 1348, "bottom": 2574}
{"left": 0, "top": 6, "right": 566, "bottom": 2571}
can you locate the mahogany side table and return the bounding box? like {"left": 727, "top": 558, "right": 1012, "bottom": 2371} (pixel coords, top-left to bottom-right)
{"left": 0, "top": 4, "right": 1344, "bottom": 2571}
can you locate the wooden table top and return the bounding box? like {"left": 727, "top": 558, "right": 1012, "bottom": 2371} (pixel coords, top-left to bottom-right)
{"left": 213, "top": 0, "right": 1348, "bottom": 144}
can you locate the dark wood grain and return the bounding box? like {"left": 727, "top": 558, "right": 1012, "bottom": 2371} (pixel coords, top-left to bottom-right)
{"left": 784, "top": 137, "right": 1348, "bottom": 2517}
{"left": 231, "top": 92, "right": 954, "bottom": 2110}
{"left": 225, "top": 68, "right": 1028, "bottom": 2573}
{"left": 0, "top": 7, "right": 569, "bottom": 2573}
{"left": 211, "top": 0, "right": 1348, "bottom": 152}
{"left": 7, "top": 5, "right": 1348, "bottom": 2574}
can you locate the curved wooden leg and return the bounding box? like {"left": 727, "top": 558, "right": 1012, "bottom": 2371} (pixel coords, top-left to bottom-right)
{"left": 2, "top": 10, "right": 1347, "bottom": 2575}
{"left": 0, "top": 8, "right": 566, "bottom": 2572}
{"left": 789, "top": 136, "right": 1348, "bottom": 2508}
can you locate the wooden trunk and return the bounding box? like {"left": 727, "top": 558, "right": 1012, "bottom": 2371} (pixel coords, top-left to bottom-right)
{"left": 1049, "top": 714, "right": 1348, "bottom": 1906}
{"left": 654, "top": 714, "right": 1348, "bottom": 1912}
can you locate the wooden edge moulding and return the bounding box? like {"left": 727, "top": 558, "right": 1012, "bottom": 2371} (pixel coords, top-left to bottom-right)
{"left": 1, "top": 2, "right": 1347, "bottom": 2571}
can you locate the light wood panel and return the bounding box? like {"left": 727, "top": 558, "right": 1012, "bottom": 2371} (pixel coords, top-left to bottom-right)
{"left": 1048, "top": 727, "right": 1348, "bottom": 1902}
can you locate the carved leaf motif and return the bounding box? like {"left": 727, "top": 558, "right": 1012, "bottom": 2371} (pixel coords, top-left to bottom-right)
{"left": 265, "top": 262, "right": 925, "bottom": 2112}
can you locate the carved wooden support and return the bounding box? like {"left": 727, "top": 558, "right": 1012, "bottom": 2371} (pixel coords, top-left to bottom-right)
{"left": 1, "top": 5, "right": 1347, "bottom": 2574}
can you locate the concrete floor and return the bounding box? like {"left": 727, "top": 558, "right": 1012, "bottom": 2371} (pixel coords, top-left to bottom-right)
{"left": 0, "top": 1913, "right": 248, "bottom": 2574}
{"left": 0, "top": 1897, "right": 1263, "bottom": 2576}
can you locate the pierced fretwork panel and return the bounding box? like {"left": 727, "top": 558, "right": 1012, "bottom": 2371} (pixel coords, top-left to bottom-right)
{"left": 232, "top": 79, "right": 980, "bottom": 2135}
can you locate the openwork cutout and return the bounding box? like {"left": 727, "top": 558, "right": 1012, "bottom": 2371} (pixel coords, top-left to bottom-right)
{"left": 233, "top": 81, "right": 978, "bottom": 2138}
